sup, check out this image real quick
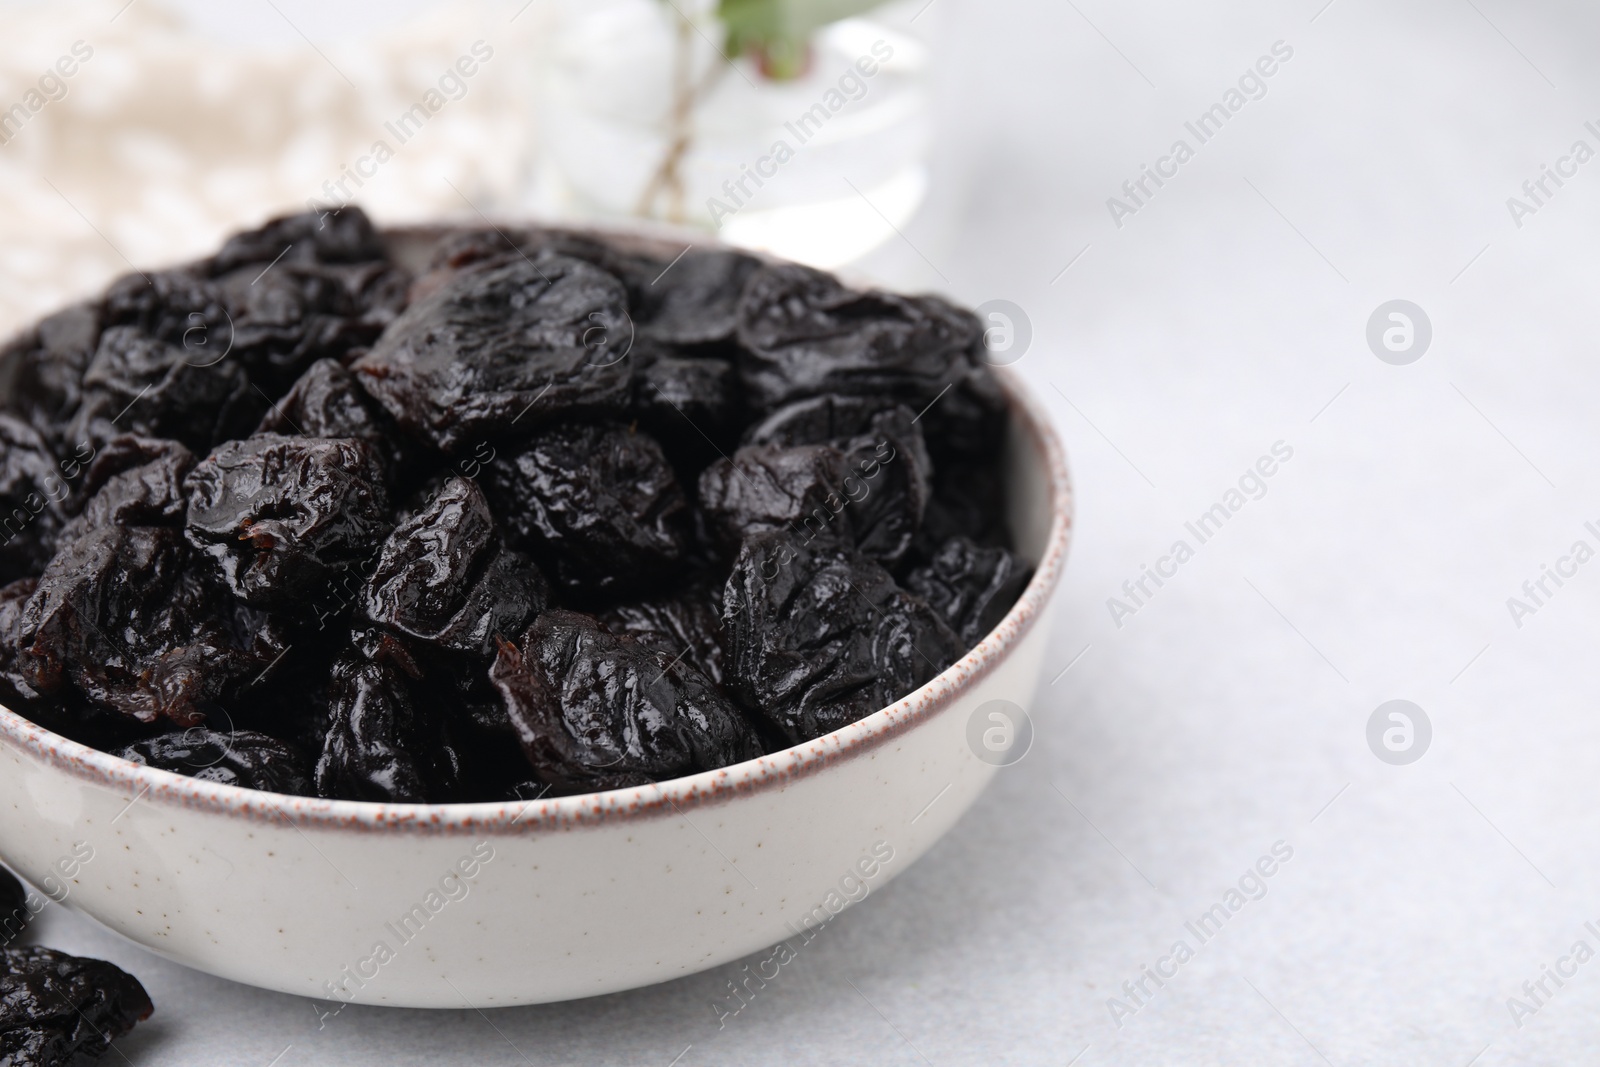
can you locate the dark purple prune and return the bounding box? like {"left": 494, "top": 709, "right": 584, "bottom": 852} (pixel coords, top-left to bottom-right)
{"left": 598, "top": 577, "right": 729, "bottom": 686}
{"left": 184, "top": 435, "right": 392, "bottom": 616}
{"left": 0, "top": 414, "right": 70, "bottom": 583}
{"left": 315, "top": 637, "right": 463, "bottom": 803}
{"left": 100, "top": 268, "right": 231, "bottom": 351}
{"left": 352, "top": 255, "right": 634, "bottom": 453}
{"left": 631, "top": 343, "right": 740, "bottom": 459}
{"left": 19, "top": 524, "right": 277, "bottom": 726}
{"left": 0, "top": 577, "right": 40, "bottom": 706}
{"left": 64, "top": 437, "right": 191, "bottom": 534}
{"left": 722, "top": 532, "right": 961, "bottom": 745}
{"left": 489, "top": 610, "right": 762, "bottom": 795}
{"left": 734, "top": 264, "right": 979, "bottom": 411}
{"left": 208, "top": 206, "right": 388, "bottom": 272}
{"left": 118, "top": 727, "right": 312, "bottom": 795}
{"left": 255, "top": 358, "right": 411, "bottom": 478}
{"left": 696, "top": 443, "right": 853, "bottom": 555}
{"left": 637, "top": 248, "right": 761, "bottom": 345}
{"left": 2, "top": 302, "right": 99, "bottom": 436}
{"left": 361, "top": 477, "right": 547, "bottom": 659}
{"left": 479, "top": 422, "right": 690, "bottom": 596}
{"left": 216, "top": 260, "right": 409, "bottom": 390}
{"left": 0, "top": 945, "right": 153, "bottom": 1066}
{"left": 70, "top": 325, "right": 258, "bottom": 453}
{"left": 905, "top": 536, "right": 1032, "bottom": 648}
{"left": 744, "top": 396, "right": 932, "bottom": 566}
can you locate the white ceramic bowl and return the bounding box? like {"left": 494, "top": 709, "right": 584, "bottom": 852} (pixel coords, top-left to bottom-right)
{"left": 0, "top": 227, "right": 1072, "bottom": 1007}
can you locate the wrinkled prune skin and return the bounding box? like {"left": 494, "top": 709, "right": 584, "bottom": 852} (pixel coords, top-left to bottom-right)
{"left": 734, "top": 264, "right": 979, "bottom": 411}
{"left": 919, "top": 351, "right": 1008, "bottom": 466}
{"left": 71, "top": 325, "right": 258, "bottom": 453}
{"left": 0, "top": 578, "right": 40, "bottom": 706}
{"left": 697, "top": 443, "right": 853, "bottom": 555}
{"left": 631, "top": 344, "right": 740, "bottom": 465}
{"left": 0, "top": 415, "right": 70, "bottom": 583}
{"left": 0, "top": 868, "right": 28, "bottom": 947}
{"left": 215, "top": 261, "right": 409, "bottom": 391}
{"left": 905, "top": 536, "right": 1032, "bottom": 648}
{"left": 637, "top": 248, "right": 761, "bottom": 345}
{"left": 362, "top": 477, "right": 547, "bottom": 660}
{"left": 118, "top": 728, "right": 313, "bottom": 795}
{"left": 490, "top": 610, "right": 762, "bottom": 795}
{"left": 19, "top": 524, "right": 274, "bottom": 726}
{"left": 100, "top": 268, "right": 231, "bottom": 352}
{"left": 0, "top": 946, "right": 153, "bottom": 1066}
{"left": 723, "top": 532, "right": 961, "bottom": 745}
{"left": 745, "top": 396, "right": 931, "bottom": 565}
{"left": 256, "top": 358, "right": 412, "bottom": 479}
{"left": 1, "top": 303, "right": 100, "bottom": 438}
{"left": 316, "top": 639, "right": 463, "bottom": 803}
{"left": 479, "top": 422, "right": 690, "bottom": 597}
{"left": 209, "top": 206, "right": 388, "bottom": 273}
{"left": 353, "top": 256, "right": 634, "bottom": 453}
{"left": 184, "top": 435, "right": 392, "bottom": 616}
{"left": 598, "top": 578, "right": 729, "bottom": 686}
{"left": 64, "top": 437, "right": 191, "bottom": 535}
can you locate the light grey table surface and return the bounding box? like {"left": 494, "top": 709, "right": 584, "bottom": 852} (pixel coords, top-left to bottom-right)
{"left": 19, "top": 0, "right": 1600, "bottom": 1063}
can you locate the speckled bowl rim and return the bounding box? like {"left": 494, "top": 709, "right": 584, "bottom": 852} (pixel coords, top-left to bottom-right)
{"left": 0, "top": 245, "right": 1072, "bottom": 838}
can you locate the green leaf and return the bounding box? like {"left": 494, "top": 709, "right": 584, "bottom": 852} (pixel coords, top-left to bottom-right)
{"left": 715, "top": 0, "right": 886, "bottom": 79}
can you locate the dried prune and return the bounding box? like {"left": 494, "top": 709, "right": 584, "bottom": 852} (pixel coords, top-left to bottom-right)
{"left": 256, "top": 358, "right": 412, "bottom": 479}
{"left": 722, "top": 532, "right": 961, "bottom": 745}
{"left": 744, "top": 396, "right": 931, "bottom": 565}
{"left": 0, "top": 868, "right": 28, "bottom": 947}
{"left": 100, "top": 268, "right": 231, "bottom": 351}
{"left": 479, "top": 422, "right": 689, "bottom": 596}
{"left": 598, "top": 577, "right": 729, "bottom": 686}
{"left": 489, "top": 610, "right": 761, "bottom": 794}
{"left": 905, "top": 537, "right": 1031, "bottom": 648}
{"left": 734, "top": 264, "right": 979, "bottom": 411}
{"left": 209, "top": 206, "right": 388, "bottom": 273}
{"left": 353, "top": 256, "right": 634, "bottom": 453}
{"left": 0, "top": 578, "right": 39, "bottom": 706}
{"left": 0, "top": 945, "right": 153, "bottom": 1066}
{"left": 2, "top": 302, "right": 99, "bottom": 437}
{"left": 916, "top": 459, "right": 1008, "bottom": 552}
{"left": 696, "top": 443, "right": 853, "bottom": 555}
{"left": 919, "top": 353, "right": 1008, "bottom": 466}
{"left": 71, "top": 325, "right": 258, "bottom": 453}
{"left": 0, "top": 415, "right": 70, "bottom": 583}
{"left": 118, "top": 727, "right": 312, "bottom": 795}
{"left": 64, "top": 436, "right": 191, "bottom": 534}
{"left": 361, "top": 477, "right": 547, "bottom": 659}
{"left": 184, "top": 434, "right": 392, "bottom": 617}
{"left": 316, "top": 639, "right": 463, "bottom": 803}
{"left": 636, "top": 248, "right": 760, "bottom": 345}
{"left": 631, "top": 344, "right": 740, "bottom": 462}
{"left": 19, "top": 523, "right": 276, "bottom": 726}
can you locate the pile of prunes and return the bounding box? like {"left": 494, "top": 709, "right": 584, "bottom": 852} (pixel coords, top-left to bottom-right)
{"left": 0, "top": 208, "right": 1030, "bottom": 802}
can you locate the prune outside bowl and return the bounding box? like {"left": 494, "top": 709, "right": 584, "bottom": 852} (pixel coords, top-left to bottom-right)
{"left": 0, "top": 223, "right": 1072, "bottom": 1008}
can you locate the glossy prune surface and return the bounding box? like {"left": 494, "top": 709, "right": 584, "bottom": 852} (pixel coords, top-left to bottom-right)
{"left": 722, "top": 532, "right": 962, "bottom": 745}
{"left": 353, "top": 256, "right": 634, "bottom": 453}
{"left": 118, "top": 727, "right": 313, "bottom": 796}
{"left": 0, "top": 946, "right": 153, "bottom": 1067}
{"left": 479, "top": 422, "right": 690, "bottom": 596}
{"left": 490, "top": 610, "right": 761, "bottom": 795}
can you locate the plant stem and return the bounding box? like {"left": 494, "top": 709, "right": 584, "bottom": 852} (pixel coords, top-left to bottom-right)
{"left": 635, "top": 13, "right": 727, "bottom": 222}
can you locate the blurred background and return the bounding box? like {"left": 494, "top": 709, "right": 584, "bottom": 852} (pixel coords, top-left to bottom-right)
{"left": 11, "top": 1, "right": 1600, "bottom": 1063}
